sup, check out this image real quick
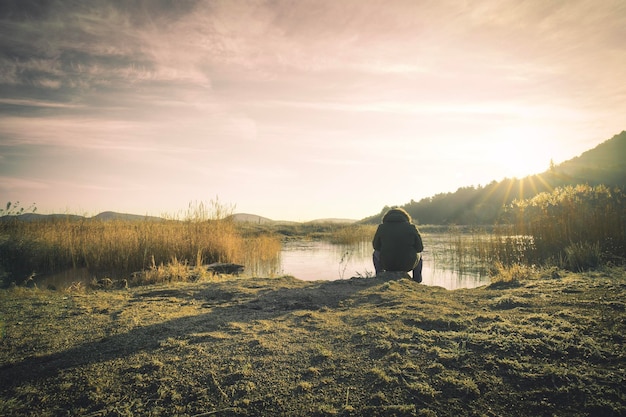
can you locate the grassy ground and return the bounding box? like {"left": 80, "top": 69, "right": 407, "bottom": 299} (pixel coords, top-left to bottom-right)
{"left": 1, "top": 268, "right": 625, "bottom": 417}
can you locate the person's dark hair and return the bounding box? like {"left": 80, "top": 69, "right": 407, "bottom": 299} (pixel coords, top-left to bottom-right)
{"left": 382, "top": 207, "right": 412, "bottom": 223}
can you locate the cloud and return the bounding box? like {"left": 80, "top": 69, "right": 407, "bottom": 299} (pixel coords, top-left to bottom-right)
{"left": 3, "top": 0, "right": 623, "bottom": 115}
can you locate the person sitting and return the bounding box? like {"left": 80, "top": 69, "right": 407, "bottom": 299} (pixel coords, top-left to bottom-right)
{"left": 372, "top": 207, "right": 424, "bottom": 282}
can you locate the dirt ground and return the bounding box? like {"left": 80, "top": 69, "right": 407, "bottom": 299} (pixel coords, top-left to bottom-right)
{"left": 1, "top": 267, "right": 625, "bottom": 417}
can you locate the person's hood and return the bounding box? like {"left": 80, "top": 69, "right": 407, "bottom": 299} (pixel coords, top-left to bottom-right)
{"left": 382, "top": 208, "right": 411, "bottom": 223}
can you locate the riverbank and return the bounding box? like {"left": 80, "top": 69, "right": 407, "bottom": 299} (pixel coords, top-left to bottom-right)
{"left": 1, "top": 267, "right": 625, "bottom": 416}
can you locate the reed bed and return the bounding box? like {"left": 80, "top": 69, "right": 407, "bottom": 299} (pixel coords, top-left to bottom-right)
{"left": 0, "top": 215, "right": 281, "bottom": 286}
{"left": 505, "top": 184, "right": 625, "bottom": 269}
{"left": 328, "top": 224, "right": 378, "bottom": 245}
{"left": 443, "top": 185, "right": 626, "bottom": 272}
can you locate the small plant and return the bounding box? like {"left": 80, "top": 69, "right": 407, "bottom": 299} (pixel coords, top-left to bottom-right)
{"left": 368, "top": 367, "right": 395, "bottom": 384}
{"left": 489, "top": 262, "right": 533, "bottom": 284}
{"left": 313, "top": 345, "right": 333, "bottom": 361}
{"left": 438, "top": 374, "right": 480, "bottom": 398}
{"left": 0, "top": 201, "right": 37, "bottom": 216}
{"left": 296, "top": 381, "right": 313, "bottom": 392}
{"left": 354, "top": 270, "right": 375, "bottom": 278}
{"left": 338, "top": 249, "right": 351, "bottom": 279}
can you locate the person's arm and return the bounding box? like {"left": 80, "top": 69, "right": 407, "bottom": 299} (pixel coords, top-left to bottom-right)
{"left": 373, "top": 226, "right": 382, "bottom": 251}
{"left": 413, "top": 226, "right": 424, "bottom": 252}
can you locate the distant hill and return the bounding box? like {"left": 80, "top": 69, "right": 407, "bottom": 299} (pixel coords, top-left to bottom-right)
{"left": 230, "top": 213, "right": 356, "bottom": 225}
{"left": 1, "top": 211, "right": 164, "bottom": 223}
{"left": 362, "top": 130, "right": 626, "bottom": 225}
{"left": 0, "top": 213, "right": 84, "bottom": 222}
{"left": 93, "top": 211, "right": 164, "bottom": 222}
{"left": 305, "top": 218, "right": 358, "bottom": 224}
{"left": 550, "top": 131, "right": 626, "bottom": 187}
{"left": 2, "top": 210, "right": 356, "bottom": 225}
{"left": 230, "top": 213, "right": 276, "bottom": 224}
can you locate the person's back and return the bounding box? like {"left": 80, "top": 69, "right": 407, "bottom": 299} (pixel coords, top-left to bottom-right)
{"left": 372, "top": 208, "right": 423, "bottom": 281}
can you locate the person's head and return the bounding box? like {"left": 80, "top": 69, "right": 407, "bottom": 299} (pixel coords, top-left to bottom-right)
{"left": 382, "top": 207, "right": 412, "bottom": 223}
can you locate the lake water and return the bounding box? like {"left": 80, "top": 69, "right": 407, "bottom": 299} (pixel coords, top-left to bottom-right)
{"left": 275, "top": 238, "right": 490, "bottom": 290}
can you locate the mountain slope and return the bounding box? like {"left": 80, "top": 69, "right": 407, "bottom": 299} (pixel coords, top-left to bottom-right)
{"left": 550, "top": 131, "right": 626, "bottom": 187}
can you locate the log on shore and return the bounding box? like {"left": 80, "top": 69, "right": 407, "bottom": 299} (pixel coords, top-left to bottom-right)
{"left": 205, "top": 263, "right": 245, "bottom": 275}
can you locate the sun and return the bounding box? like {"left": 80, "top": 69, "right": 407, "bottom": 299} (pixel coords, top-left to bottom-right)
{"left": 490, "top": 128, "right": 556, "bottom": 178}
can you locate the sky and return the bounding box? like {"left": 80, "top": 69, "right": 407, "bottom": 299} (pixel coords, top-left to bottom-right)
{"left": 1, "top": 0, "right": 625, "bottom": 221}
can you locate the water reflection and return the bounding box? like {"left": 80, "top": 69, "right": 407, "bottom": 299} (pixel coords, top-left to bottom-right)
{"left": 278, "top": 238, "right": 490, "bottom": 290}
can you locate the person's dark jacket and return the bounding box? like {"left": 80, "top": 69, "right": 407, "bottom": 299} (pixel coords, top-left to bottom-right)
{"left": 372, "top": 208, "right": 423, "bottom": 272}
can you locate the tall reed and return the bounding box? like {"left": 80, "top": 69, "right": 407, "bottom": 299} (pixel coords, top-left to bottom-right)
{"left": 436, "top": 229, "right": 492, "bottom": 275}
{"left": 241, "top": 234, "right": 283, "bottom": 277}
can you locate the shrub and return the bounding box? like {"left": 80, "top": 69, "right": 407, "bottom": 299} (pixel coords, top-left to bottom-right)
{"left": 563, "top": 241, "right": 602, "bottom": 271}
